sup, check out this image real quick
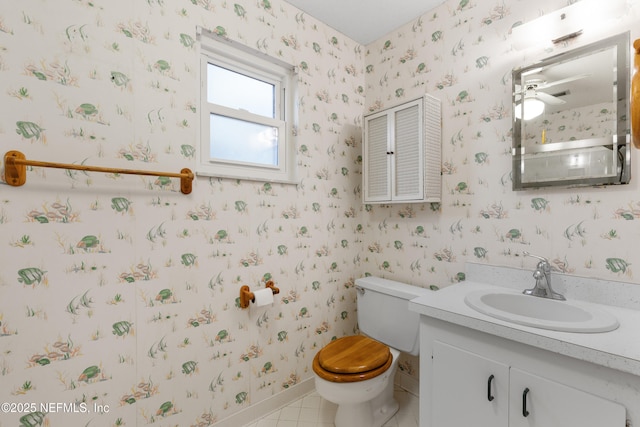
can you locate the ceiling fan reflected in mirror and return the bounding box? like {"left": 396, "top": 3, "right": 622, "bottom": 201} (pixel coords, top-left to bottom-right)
{"left": 514, "top": 96, "right": 545, "bottom": 121}
{"left": 514, "top": 73, "right": 590, "bottom": 120}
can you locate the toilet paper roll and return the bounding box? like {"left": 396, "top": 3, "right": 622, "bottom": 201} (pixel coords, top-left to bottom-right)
{"left": 253, "top": 288, "right": 274, "bottom": 307}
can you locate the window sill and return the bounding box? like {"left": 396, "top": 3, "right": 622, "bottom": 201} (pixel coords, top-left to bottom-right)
{"left": 195, "top": 170, "right": 299, "bottom": 185}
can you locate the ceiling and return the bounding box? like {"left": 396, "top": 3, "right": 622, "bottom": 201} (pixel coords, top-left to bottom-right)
{"left": 283, "top": 0, "right": 446, "bottom": 45}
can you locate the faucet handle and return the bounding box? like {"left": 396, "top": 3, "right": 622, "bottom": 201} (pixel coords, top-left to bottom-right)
{"left": 523, "top": 251, "right": 551, "bottom": 272}
{"left": 523, "top": 251, "right": 548, "bottom": 264}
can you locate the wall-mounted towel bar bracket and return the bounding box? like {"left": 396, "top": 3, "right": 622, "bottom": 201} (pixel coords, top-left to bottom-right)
{"left": 240, "top": 281, "right": 279, "bottom": 309}
{"left": 4, "top": 150, "right": 194, "bottom": 194}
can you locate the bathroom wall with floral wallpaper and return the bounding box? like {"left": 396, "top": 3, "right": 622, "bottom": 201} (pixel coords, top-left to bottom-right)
{"left": 1, "top": 0, "right": 640, "bottom": 426}
{"left": 362, "top": 0, "right": 640, "bottom": 287}
{"left": 360, "top": 0, "right": 640, "bottom": 390}
{"left": 0, "top": 1, "right": 365, "bottom": 426}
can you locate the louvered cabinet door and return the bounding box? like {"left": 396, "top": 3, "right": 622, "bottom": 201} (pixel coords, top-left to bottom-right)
{"left": 363, "top": 95, "right": 441, "bottom": 204}
{"left": 392, "top": 102, "right": 424, "bottom": 201}
{"left": 364, "top": 113, "right": 391, "bottom": 202}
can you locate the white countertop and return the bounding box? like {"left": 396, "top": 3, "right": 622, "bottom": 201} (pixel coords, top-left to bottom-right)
{"left": 409, "top": 280, "right": 640, "bottom": 377}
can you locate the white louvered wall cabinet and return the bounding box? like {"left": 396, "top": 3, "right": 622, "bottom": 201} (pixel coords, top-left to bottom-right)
{"left": 363, "top": 95, "right": 441, "bottom": 204}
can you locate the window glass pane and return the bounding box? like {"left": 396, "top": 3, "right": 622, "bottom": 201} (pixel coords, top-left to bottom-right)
{"left": 210, "top": 114, "right": 278, "bottom": 166}
{"left": 207, "top": 64, "right": 275, "bottom": 118}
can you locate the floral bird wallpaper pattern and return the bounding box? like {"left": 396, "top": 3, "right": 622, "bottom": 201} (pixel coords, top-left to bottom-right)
{"left": 1, "top": 0, "right": 640, "bottom": 426}
{"left": 1, "top": 0, "right": 364, "bottom": 425}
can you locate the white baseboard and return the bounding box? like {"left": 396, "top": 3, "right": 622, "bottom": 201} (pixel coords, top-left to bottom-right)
{"left": 215, "top": 371, "right": 419, "bottom": 426}
{"left": 395, "top": 370, "right": 420, "bottom": 396}
{"left": 214, "top": 377, "right": 315, "bottom": 427}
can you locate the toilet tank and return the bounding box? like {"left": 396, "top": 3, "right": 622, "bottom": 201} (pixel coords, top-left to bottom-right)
{"left": 355, "top": 276, "right": 430, "bottom": 356}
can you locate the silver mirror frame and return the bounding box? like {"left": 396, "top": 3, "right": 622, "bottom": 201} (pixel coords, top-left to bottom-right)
{"left": 512, "top": 32, "right": 630, "bottom": 190}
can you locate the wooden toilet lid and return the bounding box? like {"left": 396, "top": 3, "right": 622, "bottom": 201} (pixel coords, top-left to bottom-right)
{"left": 317, "top": 335, "right": 390, "bottom": 374}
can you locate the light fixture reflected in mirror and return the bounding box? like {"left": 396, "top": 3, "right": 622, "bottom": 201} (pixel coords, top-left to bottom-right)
{"left": 515, "top": 98, "right": 545, "bottom": 121}
{"left": 511, "top": 32, "right": 631, "bottom": 190}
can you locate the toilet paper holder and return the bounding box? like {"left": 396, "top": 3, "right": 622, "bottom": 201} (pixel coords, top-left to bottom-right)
{"left": 240, "top": 280, "right": 279, "bottom": 309}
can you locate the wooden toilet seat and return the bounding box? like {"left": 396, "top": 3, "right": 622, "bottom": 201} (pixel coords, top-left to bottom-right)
{"left": 312, "top": 335, "right": 392, "bottom": 383}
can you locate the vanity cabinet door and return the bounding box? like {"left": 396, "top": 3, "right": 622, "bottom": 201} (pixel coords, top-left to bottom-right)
{"left": 509, "top": 368, "right": 625, "bottom": 427}
{"left": 432, "top": 341, "right": 509, "bottom": 427}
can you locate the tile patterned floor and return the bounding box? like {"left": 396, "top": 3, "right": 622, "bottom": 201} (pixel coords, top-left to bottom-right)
{"left": 244, "top": 386, "right": 419, "bottom": 427}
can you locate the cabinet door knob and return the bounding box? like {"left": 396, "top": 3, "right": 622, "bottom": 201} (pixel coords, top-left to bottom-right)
{"left": 522, "top": 387, "right": 530, "bottom": 417}
{"left": 487, "top": 375, "right": 495, "bottom": 402}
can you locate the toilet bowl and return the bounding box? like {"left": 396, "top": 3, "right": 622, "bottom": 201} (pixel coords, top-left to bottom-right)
{"left": 313, "top": 335, "right": 400, "bottom": 427}
{"left": 311, "top": 276, "right": 430, "bottom": 427}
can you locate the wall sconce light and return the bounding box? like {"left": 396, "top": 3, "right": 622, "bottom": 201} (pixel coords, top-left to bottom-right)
{"left": 515, "top": 98, "right": 545, "bottom": 121}
{"left": 512, "top": 0, "right": 626, "bottom": 50}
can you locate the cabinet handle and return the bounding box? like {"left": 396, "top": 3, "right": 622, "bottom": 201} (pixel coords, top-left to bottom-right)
{"left": 522, "top": 388, "right": 530, "bottom": 417}
{"left": 487, "top": 375, "right": 495, "bottom": 402}
{"left": 386, "top": 151, "right": 395, "bottom": 155}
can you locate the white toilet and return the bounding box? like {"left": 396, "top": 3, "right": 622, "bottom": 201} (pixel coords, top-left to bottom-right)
{"left": 312, "top": 276, "right": 430, "bottom": 427}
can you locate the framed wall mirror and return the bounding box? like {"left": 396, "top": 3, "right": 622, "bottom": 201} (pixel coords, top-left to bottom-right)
{"left": 512, "top": 32, "right": 630, "bottom": 190}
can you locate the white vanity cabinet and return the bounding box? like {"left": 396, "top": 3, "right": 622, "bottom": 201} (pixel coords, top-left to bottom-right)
{"left": 362, "top": 95, "right": 441, "bottom": 204}
{"left": 431, "top": 340, "right": 625, "bottom": 427}
{"left": 508, "top": 367, "right": 624, "bottom": 427}
{"left": 432, "top": 341, "right": 509, "bottom": 426}
{"left": 409, "top": 272, "right": 640, "bottom": 427}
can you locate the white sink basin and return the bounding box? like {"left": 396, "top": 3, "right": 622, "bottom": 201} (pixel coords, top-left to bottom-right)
{"left": 464, "top": 290, "right": 619, "bottom": 333}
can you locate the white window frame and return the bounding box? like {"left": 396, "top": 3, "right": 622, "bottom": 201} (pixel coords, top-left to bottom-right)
{"left": 197, "top": 27, "right": 298, "bottom": 183}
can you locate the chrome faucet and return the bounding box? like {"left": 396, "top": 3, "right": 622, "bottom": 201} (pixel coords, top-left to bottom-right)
{"left": 522, "top": 252, "right": 565, "bottom": 300}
